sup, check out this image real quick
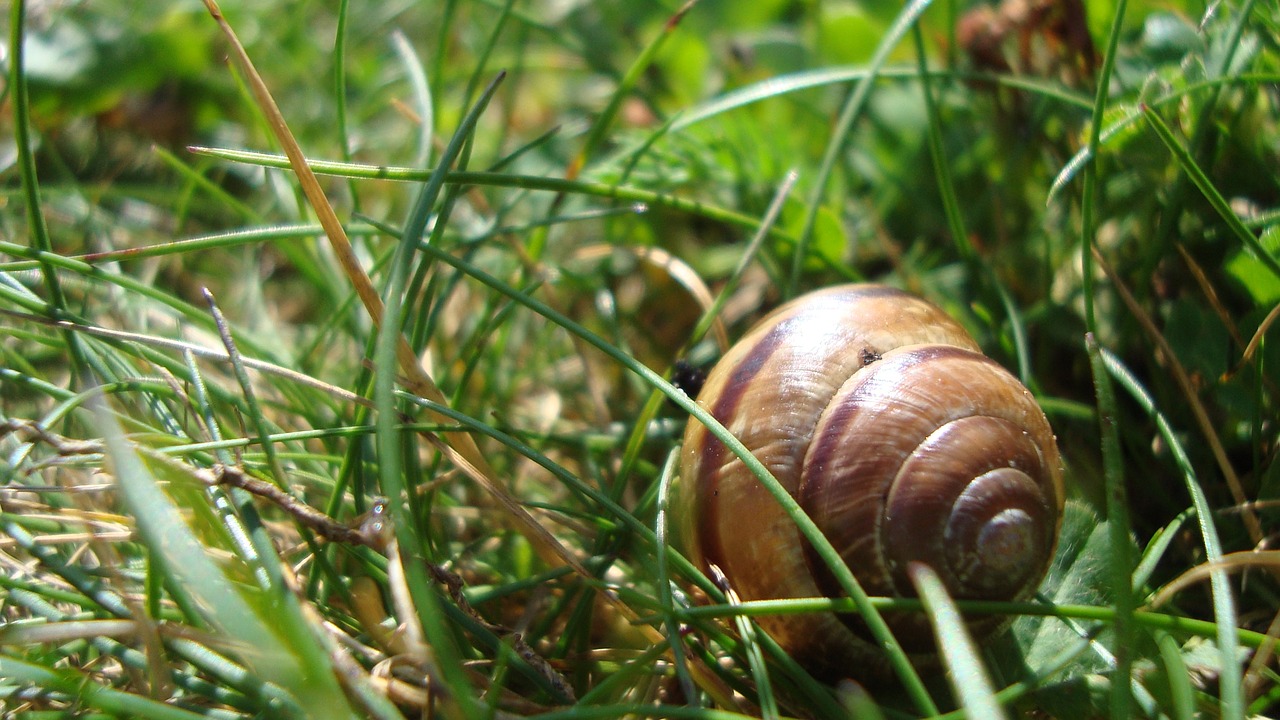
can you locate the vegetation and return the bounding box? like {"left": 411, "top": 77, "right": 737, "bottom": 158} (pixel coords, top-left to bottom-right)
{"left": 1, "top": 0, "right": 1277, "bottom": 717}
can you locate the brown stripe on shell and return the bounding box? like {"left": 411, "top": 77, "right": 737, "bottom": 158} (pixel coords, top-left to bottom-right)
{"left": 688, "top": 285, "right": 920, "bottom": 573}
{"left": 692, "top": 314, "right": 794, "bottom": 572}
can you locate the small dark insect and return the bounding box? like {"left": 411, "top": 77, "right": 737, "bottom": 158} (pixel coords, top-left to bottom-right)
{"left": 671, "top": 359, "right": 707, "bottom": 401}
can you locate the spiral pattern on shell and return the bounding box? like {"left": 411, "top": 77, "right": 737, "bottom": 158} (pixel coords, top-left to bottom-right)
{"left": 678, "top": 284, "right": 1063, "bottom": 678}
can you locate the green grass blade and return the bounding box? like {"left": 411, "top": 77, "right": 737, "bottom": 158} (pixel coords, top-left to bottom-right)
{"left": 370, "top": 72, "right": 510, "bottom": 720}
{"left": 180, "top": 348, "right": 280, "bottom": 595}
{"left": 655, "top": 448, "right": 699, "bottom": 705}
{"left": 1047, "top": 73, "right": 1280, "bottom": 201}
{"left": 790, "top": 0, "right": 933, "bottom": 296}
{"left": 571, "top": 0, "right": 699, "bottom": 175}
{"left": 390, "top": 29, "right": 434, "bottom": 170}
{"left": 1078, "top": 0, "right": 1130, "bottom": 332}
{"left": 1141, "top": 104, "right": 1280, "bottom": 281}
{"left": 1102, "top": 348, "right": 1243, "bottom": 720}
{"left": 0, "top": 654, "right": 224, "bottom": 720}
{"left": 188, "top": 146, "right": 825, "bottom": 263}
{"left": 1155, "top": 630, "right": 1197, "bottom": 720}
{"left": 332, "top": 0, "right": 361, "bottom": 213}
{"left": 1085, "top": 333, "right": 1136, "bottom": 718}
{"left": 718, "top": 567, "right": 780, "bottom": 720}
{"left": 96, "top": 404, "right": 354, "bottom": 718}
{"left": 908, "top": 23, "right": 1032, "bottom": 384}
{"left": 8, "top": 0, "right": 68, "bottom": 314}
{"left": 687, "top": 170, "right": 797, "bottom": 347}
{"left": 909, "top": 564, "right": 1008, "bottom": 720}
{"left": 668, "top": 66, "right": 1090, "bottom": 134}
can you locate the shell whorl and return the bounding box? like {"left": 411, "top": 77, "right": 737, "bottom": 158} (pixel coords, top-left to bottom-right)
{"left": 678, "top": 284, "right": 1063, "bottom": 676}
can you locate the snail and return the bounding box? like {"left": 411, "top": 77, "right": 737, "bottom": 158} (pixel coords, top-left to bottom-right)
{"left": 677, "top": 284, "right": 1064, "bottom": 679}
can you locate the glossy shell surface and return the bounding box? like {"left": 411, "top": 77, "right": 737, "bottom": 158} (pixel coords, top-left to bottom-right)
{"left": 678, "top": 284, "right": 1063, "bottom": 677}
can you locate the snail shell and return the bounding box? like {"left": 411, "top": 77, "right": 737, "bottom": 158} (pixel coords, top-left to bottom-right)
{"left": 678, "top": 284, "right": 1063, "bottom": 679}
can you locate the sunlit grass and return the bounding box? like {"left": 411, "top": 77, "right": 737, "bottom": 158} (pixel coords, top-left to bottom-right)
{"left": 2, "top": 0, "right": 1278, "bottom": 718}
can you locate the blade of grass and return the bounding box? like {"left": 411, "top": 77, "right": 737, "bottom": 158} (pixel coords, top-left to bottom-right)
{"left": 669, "top": 66, "right": 1092, "bottom": 135}
{"left": 909, "top": 24, "right": 1032, "bottom": 384}
{"left": 458, "top": 0, "right": 514, "bottom": 110}
{"left": 1078, "top": 0, "right": 1130, "bottom": 332}
{"left": 368, "top": 75, "right": 514, "bottom": 720}
{"left": 152, "top": 145, "right": 264, "bottom": 223}
{"left": 1047, "top": 73, "right": 1280, "bottom": 201}
{"left": 332, "top": 0, "right": 361, "bottom": 213}
{"left": 200, "top": 0, "right": 497, "bottom": 480}
{"left": 1154, "top": 630, "right": 1197, "bottom": 720}
{"left": 373, "top": 247, "right": 479, "bottom": 720}
{"left": 655, "top": 449, "right": 699, "bottom": 706}
{"left": 1085, "top": 332, "right": 1136, "bottom": 719}
{"left": 0, "top": 242, "right": 287, "bottom": 364}
{"left": 181, "top": 348, "right": 279, "bottom": 594}
{"left": 533, "top": 705, "right": 760, "bottom": 720}
{"left": 95, "top": 400, "right": 356, "bottom": 720}
{"left": 688, "top": 170, "right": 797, "bottom": 348}
{"left": 0, "top": 224, "right": 382, "bottom": 272}
{"left": 569, "top": 0, "right": 700, "bottom": 179}
{"left": 8, "top": 0, "right": 71, "bottom": 323}
{"left": 909, "top": 564, "right": 1009, "bottom": 720}
{"left": 0, "top": 654, "right": 222, "bottom": 720}
{"left": 390, "top": 29, "right": 434, "bottom": 170}
{"left": 1152, "top": 0, "right": 1263, "bottom": 250}
{"left": 911, "top": 25, "right": 973, "bottom": 263}
{"left": 1140, "top": 104, "right": 1280, "bottom": 281}
{"left": 679, "top": 596, "right": 1275, "bottom": 650}
{"left": 789, "top": 0, "right": 933, "bottom": 296}
{"left": 186, "top": 147, "right": 859, "bottom": 276}
{"left": 1133, "top": 509, "right": 1196, "bottom": 591}
{"left": 574, "top": 642, "right": 673, "bottom": 705}
{"left": 203, "top": 290, "right": 289, "bottom": 490}
{"left": 524, "top": 0, "right": 700, "bottom": 261}
{"left": 1102, "top": 348, "right": 1243, "bottom": 720}
{"left": 713, "top": 565, "right": 779, "bottom": 720}
{"left": 388, "top": 73, "right": 596, "bottom": 582}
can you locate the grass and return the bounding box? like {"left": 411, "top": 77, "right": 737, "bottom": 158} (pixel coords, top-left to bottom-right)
{"left": 2, "top": 0, "right": 1279, "bottom": 717}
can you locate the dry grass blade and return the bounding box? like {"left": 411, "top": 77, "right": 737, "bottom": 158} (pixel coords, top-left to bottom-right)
{"left": 199, "top": 0, "right": 492, "bottom": 479}
{"left": 1176, "top": 243, "right": 1280, "bottom": 391}
{"left": 1150, "top": 551, "right": 1280, "bottom": 608}
{"left": 1224, "top": 300, "right": 1280, "bottom": 382}
{"left": 1092, "top": 246, "right": 1266, "bottom": 547}
{"left": 197, "top": 5, "right": 611, "bottom": 650}
{"left": 198, "top": 4, "right": 607, "bottom": 638}
{"left": 1176, "top": 243, "right": 1247, "bottom": 349}
{"left": 1245, "top": 610, "right": 1280, "bottom": 704}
